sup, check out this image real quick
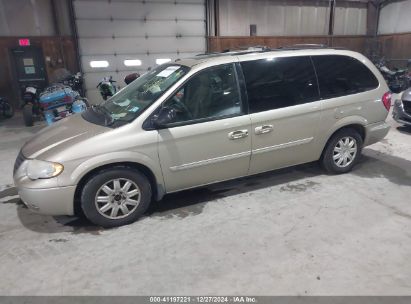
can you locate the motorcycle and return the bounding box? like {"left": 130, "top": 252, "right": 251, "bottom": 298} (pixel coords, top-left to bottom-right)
{"left": 97, "top": 76, "right": 118, "bottom": 100}
{"left": 62, "top": 72, "right": 84, "bottom": 95}
{"left": 0, "top": 96, "right": 14, "bottom": 119}
{"left": 39, "top": 84, "right": 88, "bottom": 125}
{"left": 22, "top": 71, "right": 88, "bottom": 126}
{"left": 375, "top": 57, "right": 410, "bottom": 93}
{"left": 22, "top": 86, "right": 40, "bottom": 126}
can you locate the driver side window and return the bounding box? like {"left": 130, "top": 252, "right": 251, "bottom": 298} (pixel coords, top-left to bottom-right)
{"left": 163, "top": 63, "right": 242, "bottom": 124}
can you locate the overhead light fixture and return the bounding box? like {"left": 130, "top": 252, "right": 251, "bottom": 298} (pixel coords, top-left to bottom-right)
{"left": 124, "top": 59, "right": 142, "bottom": 67}
{"left": 90, "top": 60, "right": 109, "bottom": 68}
{"left": 156, "top": 58, "right": 172, "bottom": 65}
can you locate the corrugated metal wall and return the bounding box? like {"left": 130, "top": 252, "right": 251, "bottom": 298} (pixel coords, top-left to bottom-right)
{"left": 333, "top": 2, "right": 367, "bottom": 35}
{"left": 218, "top": 0, "right": 367, "bottom": 36}
{"left": 0, "top": 0, "right": 72, "bottom": 36}
{"left": 0, "top": 0, "right": 55, "bottom": 36}
{"left": 378, "top": 0, "right": 411, "bottom": 35}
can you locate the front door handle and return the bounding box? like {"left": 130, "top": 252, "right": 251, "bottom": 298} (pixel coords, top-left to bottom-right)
{"left": 255, "top": 125, "right": 274, "bottom": 135}
{"left": 228, "top": 129, "right": 249, "bottom": 140}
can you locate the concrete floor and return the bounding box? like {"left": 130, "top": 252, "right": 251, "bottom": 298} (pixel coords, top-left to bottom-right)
{"left": 0, "top": 111, "right": 411, "bottom": 295}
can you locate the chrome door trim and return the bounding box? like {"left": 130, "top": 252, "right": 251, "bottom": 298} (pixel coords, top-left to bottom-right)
{"left": 169, "top": 151, "right": 251, "bottom": 172}
{"left": 252, "top": 137, "right": 314, "bottom": 155}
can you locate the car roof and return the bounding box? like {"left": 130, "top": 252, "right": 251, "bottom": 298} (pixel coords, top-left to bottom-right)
{"left": 174, "top": 45, "right": 366, "bottom": 68}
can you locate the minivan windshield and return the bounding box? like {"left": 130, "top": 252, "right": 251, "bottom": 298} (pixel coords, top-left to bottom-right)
{"left": 87, "top": 64, "right": 189, "bottom": 126}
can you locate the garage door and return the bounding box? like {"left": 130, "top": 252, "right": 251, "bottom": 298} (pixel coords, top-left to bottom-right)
{"left": 73, "top": 0, "right": 206, "bottom": 103}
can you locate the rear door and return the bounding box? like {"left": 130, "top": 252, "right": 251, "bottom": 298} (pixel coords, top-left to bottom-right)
{"left": 239, "top": 56, "right": 322, "bottom": 175}
{"left": 157, "top": 63, "right": 252, "bottom": 192}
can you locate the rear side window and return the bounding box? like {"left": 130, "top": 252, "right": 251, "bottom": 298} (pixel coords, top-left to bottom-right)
{"left": 240, "top": 56, "right": 319, "bottom": 113}
{"left": 311, "top": 55, "right": 379, "bottom": 99}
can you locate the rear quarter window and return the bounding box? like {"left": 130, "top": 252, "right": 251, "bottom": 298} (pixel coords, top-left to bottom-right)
{"left": 311, "top": 55, "right": 379, "bottom": 99}
{"left": 240, "top": 56, "right": 320, "bottom": 113}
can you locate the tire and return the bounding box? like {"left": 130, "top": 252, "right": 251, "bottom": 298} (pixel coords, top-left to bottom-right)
{"left": 80, "top": 167, "right": 152, "bottom": 228}
{"left": 23, "top": 104, "right": 34, "bottom": 126}
{"left": 321, "top": 128, "right": 363, "bottom": 174}
{"left": 2, "top": 101, "right": 14, "bottom": 118}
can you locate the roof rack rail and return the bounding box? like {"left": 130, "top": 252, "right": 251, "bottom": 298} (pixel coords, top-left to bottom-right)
{"left": 278, "top": 43, "right": 348, "bottom": 50}
{"left": 238, "top": 45, "right": 272, "bottom": 51}
{"left": 194, "top": 43, "right": 351, "bottom": 59}
{"left": 195, "top": 52, "right": 221, "bottom": 56}
{"left": 221, "top": 46, "right": 274, "bottom": 56}
{"left": 279, "top": 44, "right": 328, "bottom": 49}
{"left": 195, "top": 46, "right": 273, "bottom": 57}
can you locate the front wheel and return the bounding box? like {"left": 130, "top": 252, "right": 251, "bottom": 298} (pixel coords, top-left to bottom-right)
{"left": 23, "top": 104, "right": 34, "bottom": 126}
{"left": 80, "top": 167, "right": 152, "bottom": 228}
{"left": 321, "top": 128, "right": 363, "bottom": 174}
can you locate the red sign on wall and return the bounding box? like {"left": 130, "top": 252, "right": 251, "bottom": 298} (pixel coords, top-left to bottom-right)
{"left": 18, "top": 39, "right": 30, "bottom": 46}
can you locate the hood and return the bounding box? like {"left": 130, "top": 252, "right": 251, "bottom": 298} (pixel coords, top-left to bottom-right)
{"left": 22, "top": 114, "right": 108, "bottom": 159}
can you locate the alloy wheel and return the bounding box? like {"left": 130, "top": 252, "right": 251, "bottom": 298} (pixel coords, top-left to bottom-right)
{"left": 94, "top": 178, "right": 141, "bottom": 219}
{"left": 333, "top": 136, "right": 358, "bottom": 168}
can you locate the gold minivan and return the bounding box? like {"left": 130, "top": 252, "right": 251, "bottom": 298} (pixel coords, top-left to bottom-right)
{"left": 14, "top": 47, "right": 391, "bottom": 227}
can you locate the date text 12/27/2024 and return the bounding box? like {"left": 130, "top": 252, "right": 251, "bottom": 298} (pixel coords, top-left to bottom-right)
{"left": 150, "top": 297, "right": 257, "bottom": 303}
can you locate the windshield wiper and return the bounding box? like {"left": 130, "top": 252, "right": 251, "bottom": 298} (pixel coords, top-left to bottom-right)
{"left": 92, "top": 104, "right": 113, "bottom": 126}
{"left": 109, "top": 119, "right": 130, "bottom": 127}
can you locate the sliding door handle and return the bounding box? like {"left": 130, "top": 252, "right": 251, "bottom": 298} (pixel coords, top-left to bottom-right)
{"left": 255, "top": 125, "right": 274, "bottom": 135}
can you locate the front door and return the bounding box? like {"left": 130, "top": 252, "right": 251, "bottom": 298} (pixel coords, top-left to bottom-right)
{"left": 157, "top": 63, "right": 251, "bottom": 192}
{"left": 11, "top": 46, "right": 47, "bottom": 93}
{"left": 239, "top": 56, "right": 322, "bottom": 175}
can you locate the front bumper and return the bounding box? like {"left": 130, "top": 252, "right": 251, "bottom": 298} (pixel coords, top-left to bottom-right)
{"left": 17, "top": 185, "right": 76, "bottom": 216}
{"left": 393, "top": 100, "right": 411, "bottom": 126}
{"left": 13, "top": 153, "right": 76, "bottom": 216}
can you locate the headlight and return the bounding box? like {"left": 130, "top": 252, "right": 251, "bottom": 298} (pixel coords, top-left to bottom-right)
{"left": 26, "top": 159, "right": 64, "bottom": 180}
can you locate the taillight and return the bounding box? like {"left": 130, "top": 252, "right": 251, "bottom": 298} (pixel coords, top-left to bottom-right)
{"left": 382, "top": 91, "right": 392, "bottom": 111}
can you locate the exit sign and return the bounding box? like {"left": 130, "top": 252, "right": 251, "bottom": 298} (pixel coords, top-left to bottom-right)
{"left": 18, "top": 39, "right": 30, "bottom": 46}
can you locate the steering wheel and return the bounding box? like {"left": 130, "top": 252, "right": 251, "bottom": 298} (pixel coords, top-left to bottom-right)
{"left": 169, "top": 96, "right": 193, "bottom": 120}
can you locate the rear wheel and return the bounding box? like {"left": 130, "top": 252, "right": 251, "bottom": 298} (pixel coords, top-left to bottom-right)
{"left": 321, "top": 128, "right": 363, "bottom": 174}
{"left": 81, "top": 167, "right": 152, "bottom": 228}
{"left": 23, "top": 104, "right": 34, "bottom": 126}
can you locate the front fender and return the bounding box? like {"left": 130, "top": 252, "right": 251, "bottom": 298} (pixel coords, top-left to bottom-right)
{"left": 59, "top": 151, "right": 165, "bottom": 197}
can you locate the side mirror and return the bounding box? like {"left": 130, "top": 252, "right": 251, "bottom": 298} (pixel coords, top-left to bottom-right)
{"left": 152, "top": 107, "right": 177, "bottom": 129}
